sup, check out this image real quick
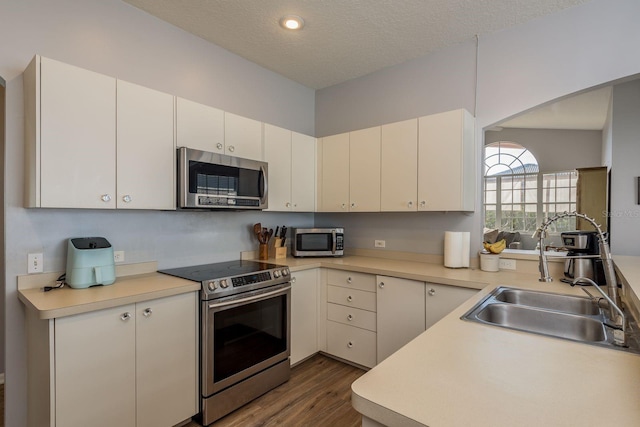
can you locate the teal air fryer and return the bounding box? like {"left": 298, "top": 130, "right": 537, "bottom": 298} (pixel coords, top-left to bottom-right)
{"left": 66, "top": 237, "right": 116, "bottom": 288}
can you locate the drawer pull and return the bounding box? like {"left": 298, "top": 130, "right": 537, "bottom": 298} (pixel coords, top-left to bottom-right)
{"left": 120, "top": 312, "right": 132, "bottom": 321}
{"left": 347, "top": 341, "right": 353, "bottom": 348}
{"left": 347, "top": 295, "right": 353, "bottom": 302}
{"left": 428, "top": 288, "right": 436, "bottom": 296}
{"left": 347, "top": 277, "right": 352, "bottom": 284}
{"left": 347, "top": 314, "right": 353, "bottom": 321}
{"left": 379, "top": 282, "right": 385, "bottom": 289}
{"left": 143, "top": 308, "right": 153, "bottom": 317}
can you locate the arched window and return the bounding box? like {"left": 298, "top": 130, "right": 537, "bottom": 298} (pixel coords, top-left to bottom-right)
{"left": 484, "top": 141, "right": 576, "bottom": 236}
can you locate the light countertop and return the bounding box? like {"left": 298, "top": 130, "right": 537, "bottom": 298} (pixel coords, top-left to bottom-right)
{"left": 349, "top": 255, "right": 640, "bottom": 427}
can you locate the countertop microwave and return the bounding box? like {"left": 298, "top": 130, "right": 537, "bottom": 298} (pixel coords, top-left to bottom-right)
{"left": 292, "top": 228, "right": 344, "bottom": 257}
{"left": 177, "top": 147, "right": 268, "bottom": 210}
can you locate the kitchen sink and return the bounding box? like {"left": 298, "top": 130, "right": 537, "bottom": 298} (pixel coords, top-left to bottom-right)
{"left": 475, "top": 303, "right": 606, "bottom": 342}
{"left": 462, "top": 286, "right": 640, "bottom": 354}
{"left": 493, "top": 287, "right": 600, "bottom": 315}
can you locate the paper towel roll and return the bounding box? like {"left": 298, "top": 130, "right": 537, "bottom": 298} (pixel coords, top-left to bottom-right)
{"left": 444, "top": 231, "right": 470, "bottom": 268}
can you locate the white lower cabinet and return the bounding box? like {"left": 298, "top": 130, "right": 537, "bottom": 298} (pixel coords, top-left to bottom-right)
{"left": 29, "top": 292, "right": 198, "bottom": 427}
{"left": 325, "top": 270, "right": 377, "bottom": 368}
{"left": 376, "top": 276, "right": 426, "bottom": 363}
{"left": 290, "top": 269, "right": 319, "bottom": 365}
{"left": 425, "top": 283, "right": 477, "bottom": 329}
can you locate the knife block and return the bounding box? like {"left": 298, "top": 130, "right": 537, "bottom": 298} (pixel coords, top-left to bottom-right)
{"left": 270, "top": 238, "right": 287, "bottom": 259}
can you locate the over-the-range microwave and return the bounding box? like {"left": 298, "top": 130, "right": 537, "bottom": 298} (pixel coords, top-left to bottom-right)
{"left": 292, "top": 228, "right": 344, "bottom": 257}
{"left": 177, "top": 147, "right": 268, "bottom": 210}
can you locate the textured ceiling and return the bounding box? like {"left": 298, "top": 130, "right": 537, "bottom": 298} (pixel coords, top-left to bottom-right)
{"left": 122, "top": 0, "right": 592, "bottom": 90}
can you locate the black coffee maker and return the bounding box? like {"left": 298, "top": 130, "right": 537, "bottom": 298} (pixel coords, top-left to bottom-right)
{"left": 560, "top": 231, "right": 605, "bottom": 285}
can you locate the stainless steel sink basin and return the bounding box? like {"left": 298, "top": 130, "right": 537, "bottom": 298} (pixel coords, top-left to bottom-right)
{"left": 494, "top": 288, "right": 600, "bottom": 315}
{"left": 461, "top": 286, "right": 640, "bottom": 354}
{"left": 476, "top": 303, "right": 606, "bottom": 342}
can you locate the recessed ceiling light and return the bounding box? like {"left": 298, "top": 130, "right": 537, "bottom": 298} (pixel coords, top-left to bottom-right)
{"left": 280, "top": 15, "right": 304, "bottom": 30}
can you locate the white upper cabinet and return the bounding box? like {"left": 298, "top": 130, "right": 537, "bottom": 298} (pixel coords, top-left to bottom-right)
{"left": 25, "top": 55, "right": 117, "bottom": 208}
{"left": 117, "top": 80, "right": 175, "bottom": 210}
{"left": 291, "top": 132, "right": 316, "bottom": 212}
{"left": 318, "top": 132, "right": 350, "bottom": 212}
{"left": 349, "top": 126, "right": 381, "bottom": 212}
{"left": 264, "top": 125, "right": 316, "bottom": 212}
{"left": 175, "top": 97, "right": 225, "bottom": 154}
{"left": 224, "top": 112, "right": 263, "bottom": 161}
{"left": 381, "top": 119, "right": 418, "bottom": 211}
{"left": 264, "top": 124, "right": 292, "bottom": 211}
{"left": 418, "top": 109, "right": 475, "bottom": 211}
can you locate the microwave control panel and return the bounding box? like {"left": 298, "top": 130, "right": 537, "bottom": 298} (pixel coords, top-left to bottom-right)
{"left": 336, "top": 235, "right": 344, "bottom": 250}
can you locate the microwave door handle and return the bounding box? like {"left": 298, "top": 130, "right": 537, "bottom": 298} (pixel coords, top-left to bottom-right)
{"left": 259, "top": 165, "right": 268, "bottom": 201}
{"left": 332, "top": 230, "right": 337, "bottom": 254}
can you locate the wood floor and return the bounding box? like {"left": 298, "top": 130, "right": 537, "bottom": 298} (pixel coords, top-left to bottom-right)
{"left": 184, "top": 354, "right": 366, "bottom": 427}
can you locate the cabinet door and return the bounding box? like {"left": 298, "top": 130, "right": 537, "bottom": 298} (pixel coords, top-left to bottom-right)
{"left": 319, "top": 133, "right": 350, "bottom": 212}
{"left": 40, "top": 56, "right": 116, "bottom": 208}
{"left": 117, "top": 80, "right": 175, "bottom": 210}
{"left": 381, "top": 119, "right": 418, "bottom": 211}
{"left": 175, "top": 97, "right": 225, "bottom": 154}
{"left": 350, "top": 126, "right": 381, "bottom": 211}
{"left": 418, "top": 109, "right": 475, "bottom": 211}
{"left": 376, "top": 276, "right": 425, "bottom": 363}
{"left": 291, "top": 132, "right": 316, "bottom": 212}
{"left": 224, "top": 112, "right": 263, "bottom": 160}
{"left": 136, "top": 293, "right": 198, "bottom": 427}
{"left": 425, "top": 283, "right": 477, "bottom": 329}
{"left": 290, "top": 269, "right": 319, "bottom": 365}
{"left": 55, "top": 305, "right": 136, "bottom": 427}
{"left": 264, "top": 124, "right": 292, "bottom": 211}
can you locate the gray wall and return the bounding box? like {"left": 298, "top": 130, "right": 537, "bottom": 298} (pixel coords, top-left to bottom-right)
{"left": 1, "top": 1, "right": 315, "bottom": 426}
{"left": 610, "top": 80, "right": 640, "bottom": 255}
{"left": 484, "top": 128, "right": 604, "bottom": 173}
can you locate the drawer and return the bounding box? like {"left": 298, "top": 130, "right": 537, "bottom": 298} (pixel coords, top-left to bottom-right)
{"left": 326, "top": 321, "right": 376, "bottom": 368}
{"left": 328, "top": 285, "right": 376, "bottom": 312}
{"left": 327, "top": 303, "right": 376, "bottom": 332}
{"left": 327, "top": 270, "right": 376, "bottom": 292}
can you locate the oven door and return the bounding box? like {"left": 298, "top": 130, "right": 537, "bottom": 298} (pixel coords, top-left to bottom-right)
{"left": 202, "top": 283, "right": 291, "bottom": 397}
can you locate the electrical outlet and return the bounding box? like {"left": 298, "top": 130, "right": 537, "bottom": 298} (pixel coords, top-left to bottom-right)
{"left": 113, "top": 251, "right": 125, "bottom": 263}
{"left": 28, "top": 253, "right": 43, "bottom": 274}
{"left": 374, "top": 240, "right": 386, "bottom": 248}
{"left": 499, "top": 258, "right": 517, "bottom": 270}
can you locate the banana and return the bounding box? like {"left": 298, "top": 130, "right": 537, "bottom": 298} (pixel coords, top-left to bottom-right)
{"left": 483, "top": 239, "right": 506, "bottom": 254}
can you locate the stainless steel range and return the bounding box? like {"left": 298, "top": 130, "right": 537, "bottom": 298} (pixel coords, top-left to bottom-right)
{"left": 159, "top": 260, "right": 291, "bottom": 425}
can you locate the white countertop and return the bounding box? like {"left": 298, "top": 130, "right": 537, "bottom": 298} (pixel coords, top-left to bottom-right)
{"left": 349, "top": 255, "right": 640, "bottom": 427}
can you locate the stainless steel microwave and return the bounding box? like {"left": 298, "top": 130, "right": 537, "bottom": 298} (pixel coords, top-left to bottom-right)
{"left": 292, "top": 228, "right": 344, "bottom": 257}
{"left": 177, "top": 147, "right": 268, "bottom": 210}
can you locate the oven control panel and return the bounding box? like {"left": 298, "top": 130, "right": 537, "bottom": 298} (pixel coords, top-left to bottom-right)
{"left": 203, "top": 267, "right": 290, "bottom": 299}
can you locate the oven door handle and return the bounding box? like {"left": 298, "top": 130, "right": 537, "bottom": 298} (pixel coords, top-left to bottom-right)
{"left": 207, "top": 284, "right": 290, "bottom": 310}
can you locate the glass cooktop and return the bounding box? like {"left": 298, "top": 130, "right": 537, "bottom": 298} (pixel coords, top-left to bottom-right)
{"left": 159, "top": 260, "right": 281, "bottom": 283}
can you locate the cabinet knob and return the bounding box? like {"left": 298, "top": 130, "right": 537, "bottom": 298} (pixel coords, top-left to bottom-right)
{"left": 347, "top": 314, "right": 353, "bottom": 321}
{"left": 420, "top": 200, "right": 426, "bottom": 208}
{"left": 428, "top": 288, "right": 436, "bottom": 296}
{"left": 101, "top": 194, "right": 112, "bottom": 203}
{"left": 286, "top": 202, "right": 291, "bottom": 208}
{"left": 216, "top": 143, "right": 223, "bottom": 150}
{"left": 143, "top": 308, "right": 153, "bottom": 317}
{"left": 351, "top": 202, "right": 356, "bottom": 208}
{"left": 347, "top": 277, "right": 352, "bottom": 284}
{"left": 291, "top": 277, "right": 297, "bottom": 283}
{"left": 379, "top": 282, "right": 385, "bottom": 288}
{"left": 347, "top": 295, "right": 353, "bottom": 302}
{"left": 408, "top": 201, "right": 414, "bottom": 208}
{"left": 228, "top": 145, "right": 235, "bottom": 153}
{"left": 293, "top": 203, "right": 297, "bottom": 208}
{"left": 120, "top": 312, "right": 132, "bottom": 321}
{"left": 341, "top": 203, "right": 347, "bottom": 210}
{"left": 122, "top": 195, "right": 132, "bottom": 203}
{"left": 347, "top": 341, "right": 353, "bottom": 348}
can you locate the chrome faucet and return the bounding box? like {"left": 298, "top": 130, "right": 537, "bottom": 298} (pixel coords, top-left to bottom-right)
{"left": 533, "top": 212, "right": 622, "bottom": 326}
{"left": 572, "top": 277, "right": 626, "bottom": 346}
